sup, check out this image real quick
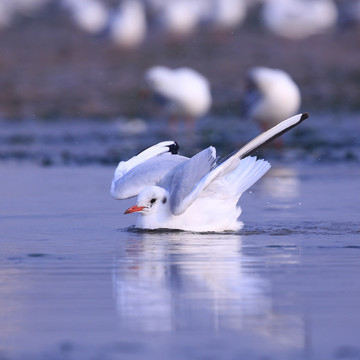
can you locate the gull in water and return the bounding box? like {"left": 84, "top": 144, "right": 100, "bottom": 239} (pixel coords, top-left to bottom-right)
{"left": 111, "top": 113, "right": 308, "bottom": 232}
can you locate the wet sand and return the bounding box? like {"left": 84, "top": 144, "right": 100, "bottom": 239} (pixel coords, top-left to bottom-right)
{"left": 1, "top": 161, "right": 360, "bottom": 360}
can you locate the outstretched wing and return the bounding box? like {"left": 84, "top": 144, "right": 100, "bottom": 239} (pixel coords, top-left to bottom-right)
{"left": 170, "top": 113, "right": 308, "bottom": 215}
{"left": 111, "top": 141, "right": 187, "bottom": 199}
{"left": 167, "top": 147, "right": 217, "bottom": 216}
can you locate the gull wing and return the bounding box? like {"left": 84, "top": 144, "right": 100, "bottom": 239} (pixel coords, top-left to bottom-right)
{"left": 111, "top": 141, "right": 187, "bottom": 199}
{"left": 170, "top": 113, "right": 309, "bottom": 215}
{"left": 167, "top": 147, "right": 217, "bottom": 216}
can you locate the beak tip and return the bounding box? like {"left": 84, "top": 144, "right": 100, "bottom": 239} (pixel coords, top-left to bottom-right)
{"left": 124, "top": 205, "right": 144, "bottom": 215}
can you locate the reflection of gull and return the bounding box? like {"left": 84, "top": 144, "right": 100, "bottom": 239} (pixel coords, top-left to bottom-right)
{"left": 244, "top": 67, "right": 301, "bottom": 131}
{"left": 113, "top": 235, "right": 173, "bottom": 331}
{"left": 0, "top": 268, "right": 27, "bottom": 345}
{"left": 143, "top": 65, "right": 212, "bottom": 133}
{"left": 109, "top": 0, "right": 147, "bottom": 49}
{"left": 111, "top": 114, "right": 308, "bottom": 231}
{"left": 261, "top": 0, "right": 338, "bottom": 39}
{"left": 113, "top": 232, "right": 305, "bottom": 347}
{"left": 261, "top": 166, "right": 300, "bottom": 200}
{"left": 113, "top": 233, "right": 269, "bottom": 332}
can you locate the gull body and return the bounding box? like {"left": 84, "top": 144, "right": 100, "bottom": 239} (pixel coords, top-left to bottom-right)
{"left": 111, "top": 113, "right": 308, "bottom": 232}
{"left": 245, "top": 67, "right": 301, "bottom": 130}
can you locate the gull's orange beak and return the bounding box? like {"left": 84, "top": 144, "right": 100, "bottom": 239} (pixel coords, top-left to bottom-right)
{"left": 124, "top": 205, "right": 145, "bottom": 214}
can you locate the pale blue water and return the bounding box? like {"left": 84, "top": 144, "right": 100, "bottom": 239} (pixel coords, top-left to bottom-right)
{"left": 1, "top": 161, "right": 359, "bottom": 360}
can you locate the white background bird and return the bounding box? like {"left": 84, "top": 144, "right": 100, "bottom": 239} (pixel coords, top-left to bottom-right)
{"left": 205, "top": 0, "right": 247, "bottom": 31}
{"left": 144, "top": 65, "right": 212, "bottom": 136}
{"left": 261, "top": 0, "right": 338, "bottom": 39}
{"left": 156, "top": 0, "right": 203, "bottom": 38}
{"left": 62, "top": 0, "right": 109, "bottom": 34}
{"left": 111, "top": 113, "right": 308, "bottom": 232}
{"left": 109, "top": 0, "right": 147, "bottom": 49}
{"left": 244, "top": 67, "right": 301, "bottom": 132}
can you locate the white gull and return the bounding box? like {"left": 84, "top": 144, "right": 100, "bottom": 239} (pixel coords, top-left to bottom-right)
{"left": 144, "top": 66, "right": 212, "bottom": 132}
{"left": 109, "top": 0, "right": 147, "bottom": 49}
{"left": 111, "top": 113, "right": 308, "bottom": 232}
{"left": 244, "top": 67, "right": 301, "bottom": 131}
{"left": 62, "top": 0, "right": 108, "bottom": 34}
{"left": 261, "top": 0, "right": 338, "bottom": 40}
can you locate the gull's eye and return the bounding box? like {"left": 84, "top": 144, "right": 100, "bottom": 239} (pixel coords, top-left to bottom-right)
{"left": 150, "top": 198, "right": 156, "bottom": 204}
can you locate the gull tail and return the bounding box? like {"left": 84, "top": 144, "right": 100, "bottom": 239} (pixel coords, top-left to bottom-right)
{"left": 237, "top": 113, "right": 309, "bottom": 159}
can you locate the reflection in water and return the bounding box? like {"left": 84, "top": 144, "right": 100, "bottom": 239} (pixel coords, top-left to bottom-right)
{"left": 113, "top": 232, "right": 305, "bottom": 348}
{"left": 261, "top": 166, "right": 300, "bottom": 200}
{"left": 0, "top": 268, "right": 25, "bottom": 342}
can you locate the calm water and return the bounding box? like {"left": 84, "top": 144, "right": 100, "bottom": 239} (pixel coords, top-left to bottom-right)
{"left": 1, "top": 161, "right": 360, "bottom": 360}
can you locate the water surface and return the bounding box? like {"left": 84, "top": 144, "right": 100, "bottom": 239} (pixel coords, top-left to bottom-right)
{"left": 1, "top": 163, "right": 360, "bottom": 360}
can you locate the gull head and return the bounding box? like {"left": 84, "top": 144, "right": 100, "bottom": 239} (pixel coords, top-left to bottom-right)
{"left": 124, "top": 186, "right": 169, "bottom": 216}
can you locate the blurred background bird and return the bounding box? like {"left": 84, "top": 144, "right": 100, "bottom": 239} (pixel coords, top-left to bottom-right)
{"left": 155, "top": 0, "right": 204, "bottom": 40}
{"left": 243, "top": 67, "right": 301, "bottom": 146}
{"left": 109, "top": 0, "right": 147, "bottom": 49}
{"left": 62, "top": 0, "right": 109, "bottom": 34}
{"left": 143, "top": 66, "right": 212, "bottom": 139}
{"left": 261, "top": 0, "right": 338, "bottom": 39}
{"left": 204, "top": 0, "right": 247, "bottom": 33}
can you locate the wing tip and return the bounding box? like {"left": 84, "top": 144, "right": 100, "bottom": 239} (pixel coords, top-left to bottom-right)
{"left": 300, "top": 112, "right": 309, "bottom": 122}
{"left": 168, "top": 141, "right": 179, "bottom": 154}
{"left": 236, "top": 112, "right": 310, "bottom": 159}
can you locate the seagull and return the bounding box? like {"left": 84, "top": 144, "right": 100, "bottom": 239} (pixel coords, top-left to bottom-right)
{"left": 244, "top": 67, "right": 301, "bottom": 132}
{"left": 204, "top": 0, "right": 247, "bottom": 32}
{"left": 261, "top": 0, "right": 338, "bottom": 40}
{"left": 111, "top": 113, "right": 309, "bottom": 232}
{"left": 143, "top": 66, "right": 212, "bottom": 135}
{"left": 109, "top": 0, "right": 147, "bottom": 49}
{"left": 157, "top": 0, "right": 203, "bottom": 38}
{"left": 62, "top": 0, "right": 109, "bottom": 34}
